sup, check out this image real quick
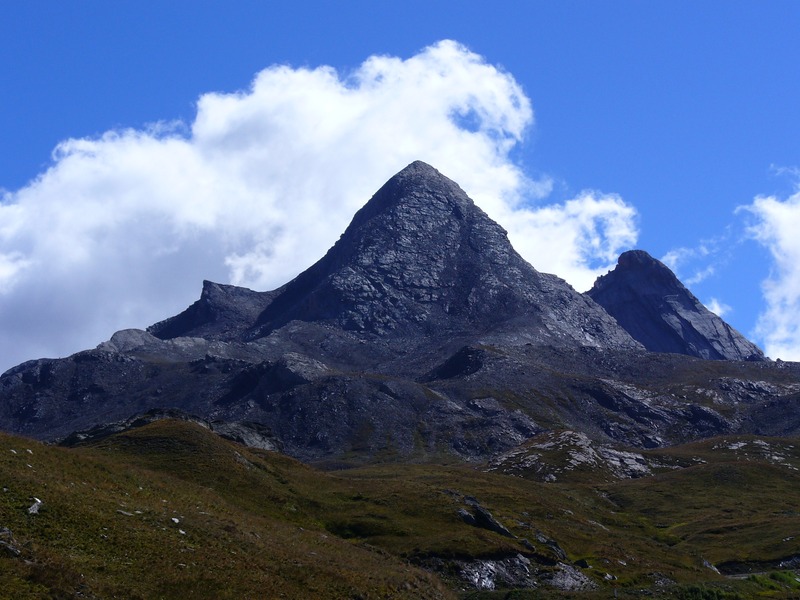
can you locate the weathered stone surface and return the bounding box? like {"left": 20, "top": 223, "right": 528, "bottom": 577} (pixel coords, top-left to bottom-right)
{"left": 148, "top": 280, "right": 276, "bottom": 341}
{"left": 0, "top": 527, "right": 21, "bottom": 557}
{"left": 248, "top": 161, "right": 641, "bottom": 350}
{"left": 456, "top": 554, "right": 538, "bottom": 590}
{"left": 488, "top": 430, "right": 655, "bottom": 482}
{"left": 424, "top": 553, "right": 595, "bottom": 592}
{"left": 544, "top": 563, "right": 597, "bottom": 591}
{"left": 588, "top": 250, "right": 765, "bottom": 361}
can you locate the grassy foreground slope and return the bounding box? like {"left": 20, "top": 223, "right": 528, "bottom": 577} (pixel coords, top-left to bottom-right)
{"left": 0, "top": 421, "right": 451, "bottom": 599}
{"left": 1, "top": 420, "right": 800, "bottom": 598}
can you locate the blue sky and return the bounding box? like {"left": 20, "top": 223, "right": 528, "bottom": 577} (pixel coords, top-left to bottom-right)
{"left": 1, "top": 1, "right": 800, "bottom": 369}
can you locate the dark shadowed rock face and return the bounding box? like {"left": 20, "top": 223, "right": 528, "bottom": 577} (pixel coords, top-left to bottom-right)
{"left": 148, "top": 280, "right": 276, "bottom": 341}
{"left": 587, "top": 250, "right": 765, "bottom": 361}
{"left": 247, "top": 161, "right": 639, "bottom": 349}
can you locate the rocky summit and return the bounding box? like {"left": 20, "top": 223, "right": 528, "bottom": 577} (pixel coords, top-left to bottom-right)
{"left": 588, "top": 249, "right": 765, "bottom": 361}
{"left": 0, "top": 161, "right": 795, "bottom": 463}
{"left": 151, "top": 161, "right": 639, "bottom": 350}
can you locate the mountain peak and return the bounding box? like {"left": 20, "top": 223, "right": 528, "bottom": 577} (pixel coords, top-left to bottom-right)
{"left": 248, "top": 162, "right": 638, "bottom": 349}
{"left": 615, "top": 250, "right": 681, "bottom": 287}
{"left": 344, "top": 160, "right": 478, "bottom": 233}
{"left": 249, "top": 161, "right": 520, "bottom": 336}
{"left": 617, "top": 249, "right": 665, "bottom": 268}
{"left": 588, "top": 250, "right": 765, "bottom": 361}
{"left": 392, "top": 159, "right": 443, "bottom": 179}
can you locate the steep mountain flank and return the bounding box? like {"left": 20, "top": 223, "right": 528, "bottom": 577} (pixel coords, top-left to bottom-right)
{"left": 588, "top": 249, "right": 765, "bottom": 361}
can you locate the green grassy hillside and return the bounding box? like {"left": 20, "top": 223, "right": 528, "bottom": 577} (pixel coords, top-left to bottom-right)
{"left": 1, "top": 421, "right": 799, "bottom": 598}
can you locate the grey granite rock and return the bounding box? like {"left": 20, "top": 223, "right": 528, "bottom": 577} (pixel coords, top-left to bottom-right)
{"left": 148, "top": 280, "right": 276, "bottom": 341}
{"left": 588, "top": 250, "right": 765, "bottom": 361}
{"left": 249, "top": 161, "right": 641, "bottom": 350}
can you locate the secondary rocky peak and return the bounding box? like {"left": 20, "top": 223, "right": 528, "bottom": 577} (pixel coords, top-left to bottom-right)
{"left": 148, "top": 280, "right": 275, "bottom": 341}
{"left": 588, "top": 250, "right": 765, "bottom": 361}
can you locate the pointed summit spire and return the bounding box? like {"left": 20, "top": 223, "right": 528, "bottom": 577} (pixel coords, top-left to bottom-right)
{"left": 249, "top": 161, "right": 521, "bottom": 335}
{"left": 588, "top": 250, "right": 765, "bottom": 361}
{"left": 248, "top": 162, "right": 639, "bottom": 349}
{"left": 345, "top": 161, "right": 479, "bottom": 233}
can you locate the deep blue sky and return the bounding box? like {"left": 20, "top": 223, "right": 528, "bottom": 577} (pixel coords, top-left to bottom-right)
{"left": 2, "top": 1, "right": 800, "bottom": 364}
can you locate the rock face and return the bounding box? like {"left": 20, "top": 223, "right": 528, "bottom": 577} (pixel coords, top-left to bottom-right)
{"left": 59, "top": 408, "right": 282, "bottom": 452}
{"left": 587, "top": 250, "right": 765, "bottom": 361}
{"left": 0, "top": 162, "right": 794, "bottom": 464}
{"left": 154, "top": 161, "right": 640, "bottom": 350}
{"left": 148, "top": 280, "right": 276, "bottom": 341}
{"left": 488, "top": 430, "right": 655, "bottom": 482}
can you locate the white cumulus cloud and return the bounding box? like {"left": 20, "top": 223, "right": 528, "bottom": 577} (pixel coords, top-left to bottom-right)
{"left": 501, "top": 191, "right": 638, "bottom": 292}
{"left": 705, "top": 298, "right": 731, "bottom": 318}
{"left": 0, "top": 40, "right": 638, "bottom": 372}
{"left": 742, "top": 188, "right": 800, "bottom": 360}
{"left": 661, "top": 238, "right": 730, "bottom": 286}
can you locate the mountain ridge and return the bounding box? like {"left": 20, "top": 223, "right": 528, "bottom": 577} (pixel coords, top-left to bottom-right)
{"left": 0, "top": 161, "right": 792, "bottom": 464}
{"left": 152, "top": 161, "right": 641, "bottom": 351}
{"left": 2, "top": 161, "right": 797, "bottom": 600}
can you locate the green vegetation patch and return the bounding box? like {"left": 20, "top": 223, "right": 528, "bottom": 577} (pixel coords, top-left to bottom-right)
{"left": 1, "top": 422, "right": 799, "bottom": 598}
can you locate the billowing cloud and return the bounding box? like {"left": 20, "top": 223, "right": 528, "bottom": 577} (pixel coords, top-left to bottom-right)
{"left": 742, "top": 188, "right": 800, "bottom": 360}
{"left": 0, "top": 40, "right": 638, "bottom": 372}
{"left": 501, "top": 191, "right": 638, "bottom": 291}
{"left": 662, "top": 238, "right": 729, "bottom": 286}
{"left": 705, "top": 298, "right": 731, "bottom": 318}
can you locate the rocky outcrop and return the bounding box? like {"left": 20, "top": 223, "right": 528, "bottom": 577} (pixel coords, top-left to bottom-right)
{"left": 423, "top": 554, "right": 596, "bottom": 592}
{"left": 59, "top": 408, "right": 282, "bottom": 452}
{"left": 488, "top": 430, "right": 655, "bottom": 482}
{"left": 588, "top": 250, "right": 765, "bottom": 361}
{"left": 458, "top": 502, "right": 515, "bottom": 538}
{"left": 0, "top": 528, "right": 21, "bottom": 557}
{"left": 148, "top": 281, "right": 276, "bottom": 341}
